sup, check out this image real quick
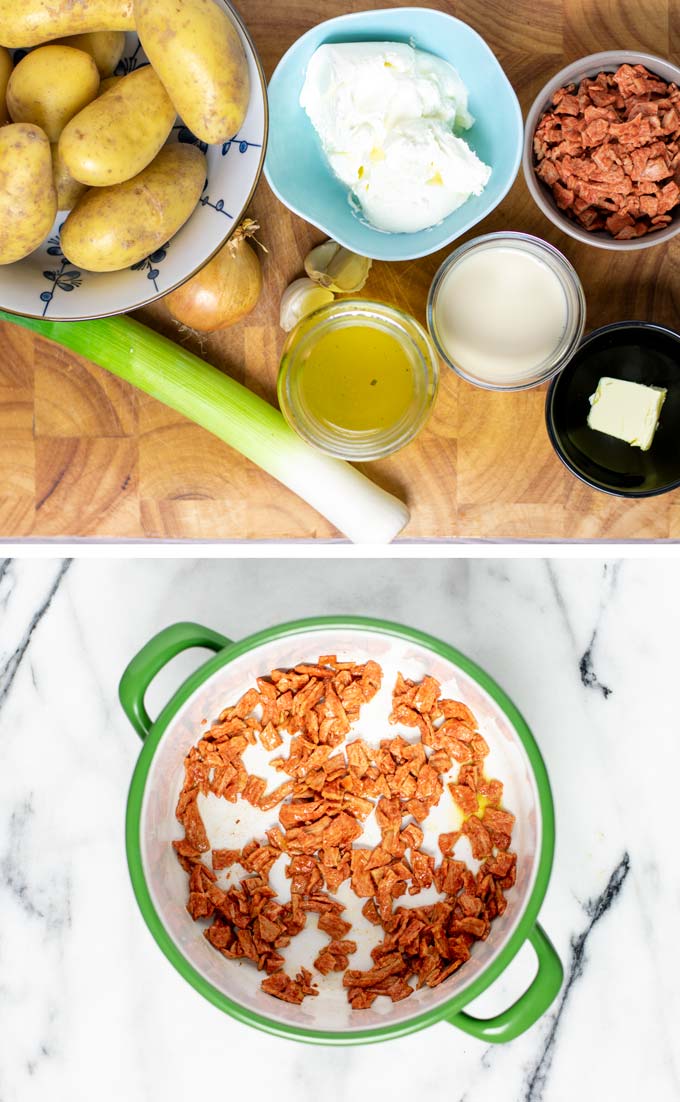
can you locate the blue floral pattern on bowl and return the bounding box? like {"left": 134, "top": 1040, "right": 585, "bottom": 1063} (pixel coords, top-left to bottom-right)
{"left": 130, "top": 245, "right": 170, "bottom": 292}
{"left": 40, "top": 230, "right": 82, "bottom": 317}
{"left": 114, "top": 40, "right": 146, "bottom": 75}
{"left": 199, "top": 184, "right": 232, "bottom": 219}
{"left": 0, "top": 3, "right": 267, "bottom": 321}
{"left": 174, "top": 123, "right": 262, "bottom": 161}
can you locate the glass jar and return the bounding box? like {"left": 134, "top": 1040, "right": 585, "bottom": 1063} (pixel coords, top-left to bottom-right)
{"left": 427, "top": 231, "right": 587, "bottom": 391}
{"left": 277, "top": 299, "right": 439, "bottom": 460}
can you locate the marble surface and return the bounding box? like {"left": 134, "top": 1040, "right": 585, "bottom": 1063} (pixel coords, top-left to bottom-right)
{"left": 0, "top": 557, "right": 678, "bottom": 1102}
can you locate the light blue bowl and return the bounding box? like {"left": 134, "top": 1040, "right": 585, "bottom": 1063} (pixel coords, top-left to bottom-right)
{"left": 264, "top": 7, "right": 522, "bottom": 262}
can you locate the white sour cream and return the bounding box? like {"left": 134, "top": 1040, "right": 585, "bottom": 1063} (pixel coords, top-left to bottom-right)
{"left": 433, "top": 245, "right": 569, "bottom": 385}
{"left": 300, "top": 42, "right": 491, "bottom": 234}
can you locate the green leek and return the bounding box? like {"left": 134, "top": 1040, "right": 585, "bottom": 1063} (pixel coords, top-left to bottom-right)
{"left": 0, "top": 311, "right": 409, "bottom": 543}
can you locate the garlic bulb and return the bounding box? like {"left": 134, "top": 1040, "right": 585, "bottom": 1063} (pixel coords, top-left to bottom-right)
{"left": 304, "top": 240, "right": 372, "bottom": 293}
{"left": 279, "top": 277, "right": 334, "bottom": 332}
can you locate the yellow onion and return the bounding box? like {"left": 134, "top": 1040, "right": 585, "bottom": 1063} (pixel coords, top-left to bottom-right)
{"left": 165, "top": 218, "right": 264, "bottom": 332}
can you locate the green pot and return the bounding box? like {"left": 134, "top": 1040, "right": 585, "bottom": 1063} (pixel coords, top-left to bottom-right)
{"left": 122, "top": 616, "right": 562, "bottom": 1045}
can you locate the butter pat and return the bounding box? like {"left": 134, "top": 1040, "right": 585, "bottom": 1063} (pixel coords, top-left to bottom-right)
{"left": 299, "top": 42, "right": 491, "bottom": 234}
{"left": 587, "top": 377, "right": 667, "bottom": 451}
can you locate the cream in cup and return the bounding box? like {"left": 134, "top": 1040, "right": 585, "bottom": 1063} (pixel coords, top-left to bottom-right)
{"left": 427, "top": 231, "right": 586, "bottom": 390}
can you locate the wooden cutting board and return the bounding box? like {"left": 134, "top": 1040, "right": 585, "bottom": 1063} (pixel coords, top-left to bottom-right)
{"left": 1, "top": 0, "right": 679, "bottom": 541}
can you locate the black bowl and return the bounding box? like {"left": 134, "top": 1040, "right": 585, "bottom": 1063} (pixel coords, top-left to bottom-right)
{"left": 546, "top": 321, "right": 680, "bottom": 498}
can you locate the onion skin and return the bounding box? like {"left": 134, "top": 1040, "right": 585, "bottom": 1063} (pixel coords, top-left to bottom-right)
{"left": 165, "top": 226, "right": 263, "bottom": 332}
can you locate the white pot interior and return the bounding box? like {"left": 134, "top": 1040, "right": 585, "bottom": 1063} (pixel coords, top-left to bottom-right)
{"left": 140, "top": 628, "right": 542, "bottom": 1033}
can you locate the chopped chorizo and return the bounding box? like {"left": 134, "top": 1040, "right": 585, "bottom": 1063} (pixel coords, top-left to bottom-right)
{"left": 533, "top": 63, "right": 680, "bottom": 237}
{"left": 175, "top": 661, "right": 518, "bottom": 1012}
{"left": 261, "top": 968, "right": 319, "bottom": 1004}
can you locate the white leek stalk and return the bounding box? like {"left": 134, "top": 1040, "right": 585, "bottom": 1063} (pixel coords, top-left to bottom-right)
{"left": 0, "top": 310, "right": 409, "bottom": 543}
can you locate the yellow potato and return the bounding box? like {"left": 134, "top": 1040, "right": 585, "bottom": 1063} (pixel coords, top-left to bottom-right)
{"left": 98, "top": 75, "right": 123, "bottom": 94}
{"left": 61, "top": 144, "right": 206, "bottom": 271}
{"left": 134, "top": 0, "right": 249, "bottom": 145}
{"left": 51, "top": 143, "right": 87, "bottom": 210}
{"left": 59, "top": 65, "right": 176, "bottom": 187}
{"left": 52, "top": 31, "right": 126, "bottom": 77}
{"left": 0, "top": 124, "right": 57, "bottom": 264}
{"left": 0, "top": 0, "right": 134, "bottom": 48}
{"left": 7, "top": 45, "right": 100, "bottom": 142}
{"left": 0, "top": 45, "right": 11, "bottom": 124}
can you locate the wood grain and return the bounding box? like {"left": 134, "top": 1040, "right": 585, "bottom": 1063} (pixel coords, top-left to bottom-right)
{"left": 0, "top": 0, "right": 679, "bottom": 541}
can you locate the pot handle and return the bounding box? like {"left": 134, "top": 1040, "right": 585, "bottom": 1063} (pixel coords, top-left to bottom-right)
{"left": 446, "top": 924, "right": 562, "bottom": 1044}
{"left": 119, "top": 621, "right": 230, "bottom": 740}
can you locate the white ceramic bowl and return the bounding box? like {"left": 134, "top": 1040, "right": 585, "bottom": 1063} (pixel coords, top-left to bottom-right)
{"left": 523, "top": 50, "right": 680, "bottom": 251}
{"left": 0, "top": 0, "right": 267, "bottom": 321}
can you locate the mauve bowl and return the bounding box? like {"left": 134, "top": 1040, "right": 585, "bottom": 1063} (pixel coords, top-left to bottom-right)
{"left": 523, "top": 50, "right": 680, "bottom": 251}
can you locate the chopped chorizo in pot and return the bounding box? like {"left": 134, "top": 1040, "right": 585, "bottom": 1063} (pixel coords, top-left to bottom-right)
{"left": 172, "top": 657, "right": 518, "bottom": 1009}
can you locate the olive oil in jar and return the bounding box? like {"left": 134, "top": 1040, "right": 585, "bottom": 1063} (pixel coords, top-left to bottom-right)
{"left": 296, "top": 324, "right": 415, "bottom": 432}
{"left": 277, "top": 300, "right": 439, "bottom": 461}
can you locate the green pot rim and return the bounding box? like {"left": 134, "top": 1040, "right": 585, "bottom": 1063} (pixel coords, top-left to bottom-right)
{"left": 124, "top": 616, "right": 556, "bottom": 1045}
